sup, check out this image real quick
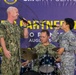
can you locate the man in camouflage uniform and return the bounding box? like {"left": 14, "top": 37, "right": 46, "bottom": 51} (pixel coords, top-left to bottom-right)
{"left": 33, "top": 30, "right": 59, "bottom": 74}
{"left": 0, "top": 6, "right": 28, "bottom": 75}
{"left": 52, "top": 18, "right": 76, "bottom": 75}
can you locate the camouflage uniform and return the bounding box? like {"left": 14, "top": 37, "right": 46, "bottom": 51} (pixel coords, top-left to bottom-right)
{"left": 52, "top": 30, "right": 76, "bottom": 75}
{"left": 0, "top": 21, "right": 23, "bottom": 75}
{"left": 33, "top": 43, "right": 58, "bottom": 73}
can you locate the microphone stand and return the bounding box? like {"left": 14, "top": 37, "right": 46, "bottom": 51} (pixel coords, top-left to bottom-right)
{"left": 45, "top": 48, "right": 49, "bottom": 75}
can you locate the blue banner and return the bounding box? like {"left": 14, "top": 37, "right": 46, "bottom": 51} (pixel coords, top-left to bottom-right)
{"left": 0, "top": 0, "right": 76, "bottom": 48}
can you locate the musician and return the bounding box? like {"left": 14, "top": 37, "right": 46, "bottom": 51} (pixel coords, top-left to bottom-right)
{"left": 52, "top": 18, "right": 76, "bottom": 75}
{"left": 0, "top": 6, "right": 28, "bottom": 75}
{"left": 33, "top": 30, "right": 59, "bottom": 74}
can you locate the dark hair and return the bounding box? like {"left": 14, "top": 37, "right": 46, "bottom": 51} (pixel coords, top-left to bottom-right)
{"left": 41, "top": 30, "right": 50, "bottom": 36}
{"left": 64, "top": 18, "right": 74, "bottom": 30}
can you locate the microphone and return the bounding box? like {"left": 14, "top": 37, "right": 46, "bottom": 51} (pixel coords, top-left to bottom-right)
{"left": 18, "top": 16, "right": 29, "bottom": 24}
{"left": 51, "top": 25, "right": 60, "bottom": 27}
